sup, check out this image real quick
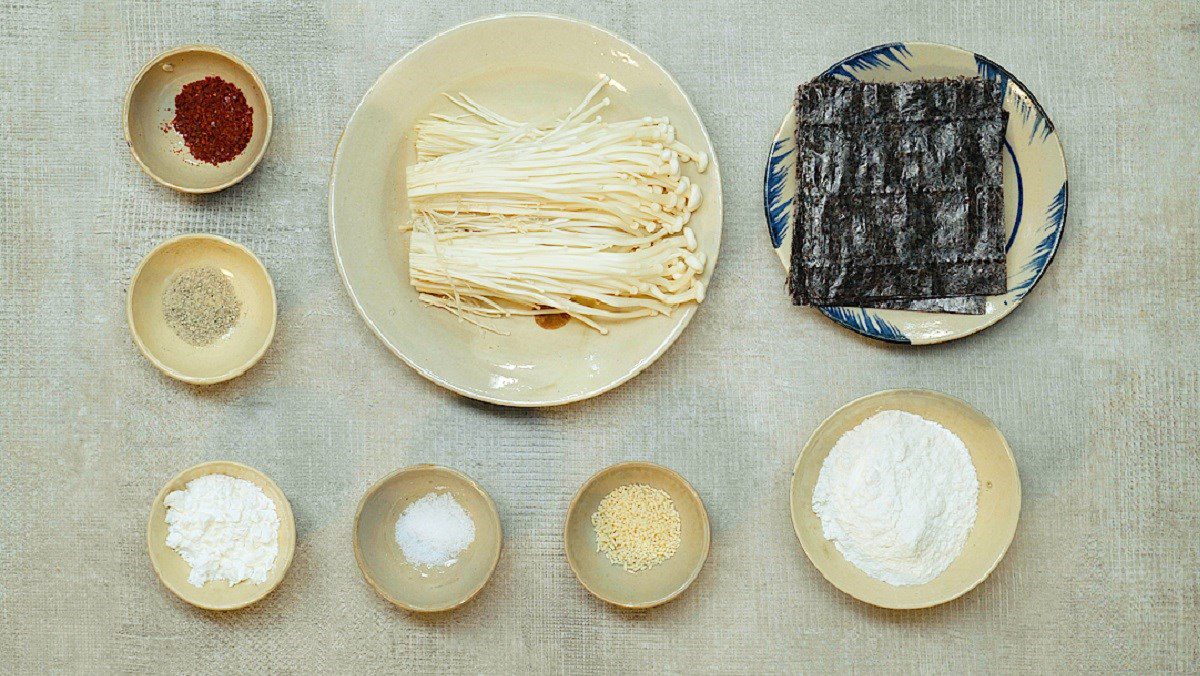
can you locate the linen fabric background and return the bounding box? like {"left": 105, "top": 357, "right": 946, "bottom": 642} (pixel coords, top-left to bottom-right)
{"left": 1, "top": 0, "right": 1197, "bottom": 672}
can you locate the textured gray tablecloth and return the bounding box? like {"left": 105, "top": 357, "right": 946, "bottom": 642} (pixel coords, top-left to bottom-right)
{"left": 2, "top": 1, "right": 1198, "bottom": 672}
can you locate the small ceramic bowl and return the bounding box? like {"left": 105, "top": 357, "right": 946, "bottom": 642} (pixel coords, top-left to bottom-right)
{"left": 564, "top": 461, "right": 710, "bottom": 609}
{"left": 147, "top": 460, "right": 296, "bottom": 611}
{"left": 791, "top": 389, "right": 1021, "bottom": 609}
{"left": 124, "top": 44, "right": 272, "bottom": 193}
{"left": 353, "top": 465, "right": 503, "bottom": 612}
{"left": 127, "top": 234, "right": 276, "bottom": 385}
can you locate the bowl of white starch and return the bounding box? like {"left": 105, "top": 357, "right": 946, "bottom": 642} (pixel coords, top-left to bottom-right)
{"left": 790, "top": 389, "right": 1021, "bottom": 609}
{"left": 147, "top": 460, "right": 296, "bottom": 610}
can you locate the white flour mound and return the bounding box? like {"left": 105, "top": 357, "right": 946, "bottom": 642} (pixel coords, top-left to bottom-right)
{"left": 812, "top": 410, "right": 978, "bottom": 586}
{"left": 164, "top": 474, "right": 280, "bottom": 587}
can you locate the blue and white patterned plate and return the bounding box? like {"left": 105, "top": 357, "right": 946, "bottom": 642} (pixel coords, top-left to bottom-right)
{"left": 764, "top": 42, "right": 1067, "bottom": 345}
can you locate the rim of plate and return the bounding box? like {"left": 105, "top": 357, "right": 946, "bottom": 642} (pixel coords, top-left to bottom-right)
{"left": 762, "top": 41, "right": 1068, "bottom": 345}
{"left": 329, "top": 13, "right": 722, "bottom": 406}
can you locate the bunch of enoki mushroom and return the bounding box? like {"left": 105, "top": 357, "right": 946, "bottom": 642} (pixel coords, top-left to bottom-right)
{"left": 403, "top": 77, "right": 709, "bottom": 334}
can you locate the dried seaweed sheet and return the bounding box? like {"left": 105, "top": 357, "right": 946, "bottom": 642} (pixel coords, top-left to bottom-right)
{"left": 866, "top": 295, "right": 988, "bottom": 314}
{"left": 788, "top": 78, "right": 1008, "bottom": 314}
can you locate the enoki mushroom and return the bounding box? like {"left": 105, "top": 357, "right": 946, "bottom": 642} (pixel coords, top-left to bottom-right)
{"left": 404, "top": 77, "right": 709, "bottom": 335}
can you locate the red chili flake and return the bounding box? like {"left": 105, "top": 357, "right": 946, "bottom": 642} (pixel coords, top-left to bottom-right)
{"left": 170, "top": 76, "right": 254, "bottom": 165}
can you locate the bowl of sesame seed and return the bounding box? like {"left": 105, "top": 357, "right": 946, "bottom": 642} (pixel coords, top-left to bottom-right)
{"left": 127, "top": 234, "right": 276, "bottom": 385}
{"left": 564, "top": 461, "right": 710, "bottom": 609}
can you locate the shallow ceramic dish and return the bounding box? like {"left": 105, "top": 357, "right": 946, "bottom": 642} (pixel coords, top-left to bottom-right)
{"left": 127, "top": 234, "right": 276, "bottom": 385}
{"left": 764, "top": 42, "right": 1067, "bottom": 344}
{"left": 790, "top": 389, "right": 1021, "bottom": 609}
{"left": 124, "top": 44, "right": 272, "bottom": 193}
{"left": 564, "top": 462, "right": 709, "bottom": 609}
{"left": 354, "top": 465, "right": 502, "bottom": 612}
{"left": 147, "top": 460, "right": 295, "bottom": 611}
{"left": 329, "top": 14, "right": 722, "bottom": 406}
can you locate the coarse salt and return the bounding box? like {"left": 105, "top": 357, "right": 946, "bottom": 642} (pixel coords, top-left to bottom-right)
{"left": 394, "top": 492, "right": 475, "bottom": 567}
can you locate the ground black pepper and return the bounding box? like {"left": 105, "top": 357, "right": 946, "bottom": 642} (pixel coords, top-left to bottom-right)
{"left": 170, "top": 76, "right": 254, "bottom": 165}
{"left": 162, "top": 266, "right": 242, "bottom": 346}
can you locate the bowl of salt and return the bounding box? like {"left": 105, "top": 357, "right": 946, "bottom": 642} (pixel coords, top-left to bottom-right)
{"left": 353, "top": 465, "right": 503, "bottom": 612}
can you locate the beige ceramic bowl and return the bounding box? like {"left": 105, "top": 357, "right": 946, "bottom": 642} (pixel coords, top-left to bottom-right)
{"left": 124, "top": 44, "right": 272, "bottom": 193}
{"left": 147, "top": 461, "right": 296, "bottom": 611}
{"left": 354, "top": 465, "right": 503, "bottom": 613}
{"left": 127, "top": 234, "right": 276, "bottom": 385}
{"left": 564, "top": 462, "right": 710, "bottom": 609}
{"left": 328, "top": 14, "right": 722, "bottom": 406}
{"left": 791, "top": 389, "right": 1021, "bottom": 609}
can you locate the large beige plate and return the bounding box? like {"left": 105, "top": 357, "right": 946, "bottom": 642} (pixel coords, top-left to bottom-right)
{"left": 329, "top": 14, "right": 722, "bottom": 406}
{"left": 790, "top": 389, "right": 1021, "bottom": 609}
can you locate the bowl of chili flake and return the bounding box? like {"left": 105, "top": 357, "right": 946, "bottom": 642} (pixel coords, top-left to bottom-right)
{"left": 124, "top": 45, "right": 272, "bottom": 193}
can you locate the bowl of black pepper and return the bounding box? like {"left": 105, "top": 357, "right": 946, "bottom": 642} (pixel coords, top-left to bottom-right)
{"left": 127, "top": 234, "right": 276, "bottom": 384}
{"left": 124, "top": 45, "right": 272, "bottom": 193}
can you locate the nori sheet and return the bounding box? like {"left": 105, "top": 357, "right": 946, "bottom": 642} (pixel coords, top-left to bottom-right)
{"left": 866, "top": 296, "right": 988, "bottom": 314}
{"left": 788, "top": 77, "right": 1008, "bottom": 314}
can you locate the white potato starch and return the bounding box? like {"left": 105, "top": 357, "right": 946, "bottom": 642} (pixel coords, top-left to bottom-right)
{"left": 164, "top": 474, "right": 280, "bottom": 587}
{"left": 812, "top": 410, "right": 979, "bottom": 586}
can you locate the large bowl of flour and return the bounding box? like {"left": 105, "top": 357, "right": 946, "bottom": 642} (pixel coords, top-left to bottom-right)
{"left": 790, "top": 389, "right": 1021, "bottom": 609}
